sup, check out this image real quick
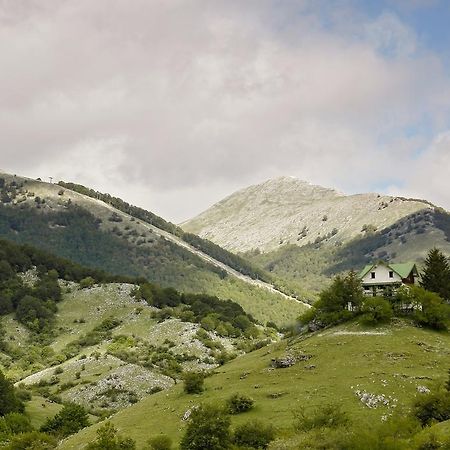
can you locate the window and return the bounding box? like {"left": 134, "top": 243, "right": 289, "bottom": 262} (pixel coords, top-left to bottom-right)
{"left": 371, "top": 272, "right": 376, "bottom": 279}
{"left": 389, "top": 271, "right": 394, "bottom": 278}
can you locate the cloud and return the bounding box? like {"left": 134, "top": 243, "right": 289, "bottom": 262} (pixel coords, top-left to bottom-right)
{"left": 391, "top": 132, "right": 450, "bottom": 208}
{"left": 0, "top": 0, "right": 449, "bottom": 220}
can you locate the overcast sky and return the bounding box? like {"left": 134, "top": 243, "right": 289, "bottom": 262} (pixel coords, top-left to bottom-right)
{"left": 1, "top": 0, "right": 450, "bottom": 222}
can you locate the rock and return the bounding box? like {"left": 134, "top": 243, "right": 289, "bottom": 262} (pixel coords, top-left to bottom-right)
{"left": 271, "top": 356, "right": 296, "bottom": 368}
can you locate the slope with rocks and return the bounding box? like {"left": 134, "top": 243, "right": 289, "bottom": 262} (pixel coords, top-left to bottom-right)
{"left": 60, "top": 319, "right": 450, "bottom": 449}
{"left": 182, "top": 176, "right": 435, "bottom": 253}
{"left": 0, "top": 172, "right": 308, "bottom": 324}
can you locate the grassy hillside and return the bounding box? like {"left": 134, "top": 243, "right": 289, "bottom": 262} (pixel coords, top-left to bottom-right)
{"left": 245, "top": 209, "right": 450, "bottom": 294}
{"left": 0, "top": 172, "right": 306, "bottom": 326}
{"left": 0, "top": 238, "right": 281, "bottom": 426}
{"left": 60, "top": 319, "right": 450, "bottom": 448}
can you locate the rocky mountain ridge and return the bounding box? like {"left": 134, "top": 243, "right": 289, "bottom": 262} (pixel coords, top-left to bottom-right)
{"left": 182, "top": 176, "right": 438, "bottom": 253}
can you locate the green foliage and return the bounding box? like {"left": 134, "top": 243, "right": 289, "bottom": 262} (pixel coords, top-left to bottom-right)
{"left": 79, "top": 276, "right": 96, "bottom": 289}
{"left": 406, "top": 286, "right": 450, "bottom": 331}
{"left": 0, "top": 370, "right": 24, "bottom": 415}
{"left": 147, "top": 434, "right": 172, "bottom": 450}
{"left": 86, "top": 421, "right": 136, "bottom": 450}
{"left": 226, "top": 393, "right": 254, "bottom": 414}
{"left": 300, "top": 271, "right": 363, "bottom": 327}
{"left": 420, "top": 247, "right": 450, "bottom": 301}
{"left": 180, "top": 404, "right": 231, "bottom": 450}
{"left": 183, "top": 372, "right": 205, "bottom": 394}
{"left": 40, "top": 403, "right": 89, "bottom": 437}
{"left": 293, "top": 403, "right": 349, "bottom": 432}
{"left": 361, "top": 297, "right": 393, "bottom": 325}
{"left": 64, "top": 317, "right": 121, "bottom": 358}
{"left": 4, "top": 431, "right": 57, "bottom": 449}
{"left": 413, "top": 391, "right": 450, "bottom": 426}
{"left": 0, "top": 413, "right": 32, "bottom": 436}
{"left": 15, "top": 295, "right": 55, "bottom": 332}
{"left": 58, "top": 181, "right": 272, "bottom": 283}
{"left": 137, "top": 284, "right": 256, "bottom": 337}
{"left": 343, "top": 414, "right": 421, "bottom": 450}
{"left": 233, "top": 420, "right": 275, "bottom": 449}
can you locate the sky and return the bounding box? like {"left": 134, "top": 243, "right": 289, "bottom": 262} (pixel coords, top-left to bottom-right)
{"left": 1, "top": 0, "right": 450, "bottom": 222}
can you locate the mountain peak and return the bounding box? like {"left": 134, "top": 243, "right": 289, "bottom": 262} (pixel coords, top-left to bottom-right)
{"left": 182, "top": 178, "right": 435, "bottom": 253}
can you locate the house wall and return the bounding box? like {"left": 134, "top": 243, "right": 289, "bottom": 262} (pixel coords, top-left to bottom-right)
{"left": 361, "top": 264, "right": 402, "bottom": 285}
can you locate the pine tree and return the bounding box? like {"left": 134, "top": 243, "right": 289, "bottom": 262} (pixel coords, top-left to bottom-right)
{"left": 420, "top": 248, "right": 450, "bottom": 301}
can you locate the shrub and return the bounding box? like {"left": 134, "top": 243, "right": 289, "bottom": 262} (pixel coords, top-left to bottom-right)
{"left": 233, "top": 420, "right": 275, "bottom": 449}
{"left": 293, "top": 404, "right": 349, "bottom": 432}
{"left": 414, "top": 391, "right": 450, "bottom": 426}
{"left": 86, "top": 422, "right": 136, "bottom": 450}
{"left": 79, "top": 277, "right": 95, "bottom": 289}
{"left": 147, "top": 434, "right": 172, "bottom": 450}
{"left": 361, "top": 297, "right": 393, "bottom": 325}
{"left": 226, "top": 393, "right": 254, "bottom": 414}
{"left": 183, "top": 372, "right": 204, "bottom": 394}
{"left": 180, "top": 404, "right": 231, "bottom": 450}
{"left": 6, "top": 431, "right": 57, "bottom": 450}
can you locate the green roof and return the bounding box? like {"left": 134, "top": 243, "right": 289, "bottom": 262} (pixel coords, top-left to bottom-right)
{"left": 358, "top": 262, "right": 417, "bottom": 279}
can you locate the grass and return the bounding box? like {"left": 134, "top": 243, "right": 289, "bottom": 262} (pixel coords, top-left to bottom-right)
{"left": 25, "top": 395, "right": 63, "bottom": 429}
{"left": 60, "top": 319, "right": 450, "bottom": 449}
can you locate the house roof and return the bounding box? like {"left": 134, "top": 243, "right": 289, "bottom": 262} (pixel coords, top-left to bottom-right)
{"left": 358, "top": 261, "right": 417, "bottom": 279}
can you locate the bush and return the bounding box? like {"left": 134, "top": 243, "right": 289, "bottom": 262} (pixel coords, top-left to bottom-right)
{"left": 233, "top": 420, "right": 275, "bottom": 449}
{"left": 79, "top": 277, "right": 95, "bottom": 289}
{"left": 226, "top": 393, "right": 254, "bottom": 414}
{"left": 180, "top": 404, "right": 231, "bottom": 450}
{"left": 147, "top": 434, "right": 172, "bottom": 450}
{"left": 293, "top": 404, "right": 349, "bottom": 432}
{"left": 5, "top": 431, "right": 57, "bottom": 449}
{"left": 183, "top": 372, "right": 204, "bottom": 394}
{"left": 86, "top": 422, "right": 136, "bottom": 450}
{"left": 414, "top": 391, "right": 450, "bottom": 426}
{"left": 361, "top": 297, "right": 393, "bottom": 325}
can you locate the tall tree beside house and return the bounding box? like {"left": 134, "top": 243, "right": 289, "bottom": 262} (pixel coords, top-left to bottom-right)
{"left": 420, "top": 248, "right": 450, "bottom": 301}
{"left": 299, "top": 271, "right": 364, "bottom": 326}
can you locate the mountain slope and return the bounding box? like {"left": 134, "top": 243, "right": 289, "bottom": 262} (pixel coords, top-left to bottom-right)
{"left": 0, "top": 172, "right": 308, "bottom": 324}
{"left": 60, "top": 319, "right": 450, "bottom": 449}
{"left": 182, "top": 176, "right": 436, "bottom": 253}
{"left": 182, "top": 177, "right": 450, "bottom": 293}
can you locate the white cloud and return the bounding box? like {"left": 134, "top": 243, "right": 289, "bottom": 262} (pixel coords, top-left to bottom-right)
{"left": 0, "top": 0, "right": 449, "bottom": 221}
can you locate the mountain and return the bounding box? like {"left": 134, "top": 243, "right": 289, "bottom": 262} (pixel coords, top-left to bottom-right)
{"left": 0, "top": 172, "right": 308, "bottom": 325}
{"left": 182, "top": 177, "right": 450, "bottom": 293}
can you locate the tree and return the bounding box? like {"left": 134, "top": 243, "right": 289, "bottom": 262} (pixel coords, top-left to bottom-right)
{"left": 0, "top": 370, "right": 24, "bottom": 415}
{"left": 420, "top": 248, "right": 450, "bottom": 301}
{"left": 180, "top": 404, "right": 231, "bottom": 450}
{"left": 409, "top": 286, "right": 450, "bottom": 331}
{"left": 41, "top": 403, "right": 89, "bottom": 437}
{"left": 300, "top": 271, "right": 364, "bottom": 327}
{"left": 86, "top": 422, "right": 136, "bottom": 450}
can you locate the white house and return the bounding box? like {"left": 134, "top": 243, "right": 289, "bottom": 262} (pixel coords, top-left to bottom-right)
{"left": 358, "top": 261, "right": 418, "bottom": 297}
